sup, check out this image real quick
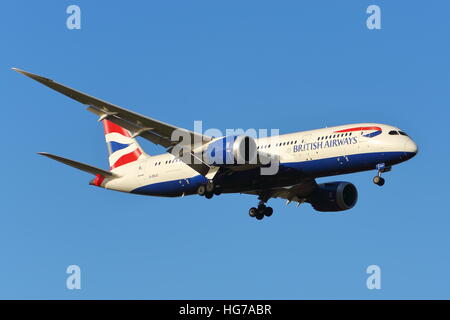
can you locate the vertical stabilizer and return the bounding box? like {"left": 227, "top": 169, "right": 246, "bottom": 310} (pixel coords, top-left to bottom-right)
{"left": 102, "top": 120, "right": 147, "bottom": 170}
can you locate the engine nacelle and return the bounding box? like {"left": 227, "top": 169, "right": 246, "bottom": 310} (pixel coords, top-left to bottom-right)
{"left": 308, "top": 182, "right": 358, "bottom": 212}
{"left": 204, "top": 135, "right": 257, "bottom": 166}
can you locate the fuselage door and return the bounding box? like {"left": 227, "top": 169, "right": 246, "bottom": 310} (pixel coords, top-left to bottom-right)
{"left": 137, "top": 159, "right": 147, "bottom": 184}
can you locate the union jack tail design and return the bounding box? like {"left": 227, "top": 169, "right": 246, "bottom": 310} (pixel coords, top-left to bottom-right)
{"left": 102, "top": 120, "right": 147, "bottom": 170}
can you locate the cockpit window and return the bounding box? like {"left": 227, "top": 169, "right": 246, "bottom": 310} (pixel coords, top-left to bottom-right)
{"left": 399, "top": 131, "right": 408, "bottom": 136}
{"left": 388, "top": 130, "right": 399, "bottom": 135}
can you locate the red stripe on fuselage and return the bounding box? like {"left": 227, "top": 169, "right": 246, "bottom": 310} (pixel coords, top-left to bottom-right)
{"left": 103, "top": 119, "right": 132, "bottom": 137}
{"left": 334, "top": 126, "right": 382, "bottom": 133}
{"left": 111, "top": 149, "right": 142, "bottom": 169}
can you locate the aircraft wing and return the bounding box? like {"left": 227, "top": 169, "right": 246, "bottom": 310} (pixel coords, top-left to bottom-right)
{"left": 14, "top": 68, "right": 273, "bottom": 178}
{"left": 12, "top": 68, "right": 210, "bottom": 150}
{"left": 244, "top": 179, "right": 317, "bottom": 204}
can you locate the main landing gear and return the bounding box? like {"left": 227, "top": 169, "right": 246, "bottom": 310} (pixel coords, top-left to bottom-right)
{"left": 197, "top": 180, "right": 221, "bottom": 199}
{"left": 373, "top": 163, "right": 391, "bottom": 186}
{"left": 198, "top": 181, "right": 274, "bottom": 221}
{"left": 249, "top": 196, "right": 273, "bottom": 220}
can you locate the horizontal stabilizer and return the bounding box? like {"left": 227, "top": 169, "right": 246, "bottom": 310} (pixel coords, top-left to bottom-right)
{"left": 38, "top": 152, "right": 116, "bottom": 177}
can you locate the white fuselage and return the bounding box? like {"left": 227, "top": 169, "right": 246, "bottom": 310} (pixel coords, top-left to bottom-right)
{"left": 102, "top": 123, "right": 418, "bottom": 196}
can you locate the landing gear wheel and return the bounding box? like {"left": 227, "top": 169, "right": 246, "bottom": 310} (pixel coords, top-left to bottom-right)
{"left": 206, "top": 180, "right": 215, "bottom": 193}
{"left": 205, "top": 192, "right": 213, "bottom": 199}
{"left": 249, "top": 196, "right": 273, "bottom": 220}
{"left": 249, "top": 207, "right": 258, "bottom": 217}
{"left": 373, "top": 176, "right": 385, "bottom": 186}
{"left": 263, "top": 207, "right": 273, "bottom": 217}
{"left": 213, "top": 188, "right": 222, "bottom": 196}
{"left": 373, "top": 163, "right": 390, "bottom": 186}
{"left": 197, "top": 185, "right": 206, "bottom": 196}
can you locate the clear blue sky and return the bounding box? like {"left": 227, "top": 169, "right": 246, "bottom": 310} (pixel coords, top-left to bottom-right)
{"left": 1, "top": 1, "right": 449, "bottom": 299}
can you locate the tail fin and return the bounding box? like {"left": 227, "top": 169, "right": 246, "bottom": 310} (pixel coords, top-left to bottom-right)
{"left": 102, "top": 120, "right": 147, "bottom": 170}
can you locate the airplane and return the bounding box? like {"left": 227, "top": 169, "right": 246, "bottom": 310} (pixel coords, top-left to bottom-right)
{"left": 13, "top": 68, "right": 418, "bottom": 220}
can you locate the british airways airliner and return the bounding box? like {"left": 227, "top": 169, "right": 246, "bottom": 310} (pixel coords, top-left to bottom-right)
{"left": 14, "top": 68, "right": 418, "bottom": 220}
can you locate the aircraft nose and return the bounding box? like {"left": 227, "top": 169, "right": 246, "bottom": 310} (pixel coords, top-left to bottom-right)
{"left": 404, "top": 139, "right": 418, "bottom": 156}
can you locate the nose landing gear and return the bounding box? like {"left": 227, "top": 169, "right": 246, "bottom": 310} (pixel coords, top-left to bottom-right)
{"left": 373, "top": 163, "right": 391, "bottom": 186}
{"left": 373, "top": 176, "right": 385, "bottom": 186}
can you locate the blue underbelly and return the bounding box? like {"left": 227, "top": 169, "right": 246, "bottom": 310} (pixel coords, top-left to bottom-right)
{"left": 131, "top": 151, "right": 413, "bottom": 196}
{"left": 131, "top": 175, "right": 208, "bottom": 197}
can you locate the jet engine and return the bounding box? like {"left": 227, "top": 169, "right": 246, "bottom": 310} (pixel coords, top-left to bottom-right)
{"left": 307, "top": 182, "right": 358, "bottom": 212}
{"left": 203, "top": 135, "right": 257, "bottom": 166}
